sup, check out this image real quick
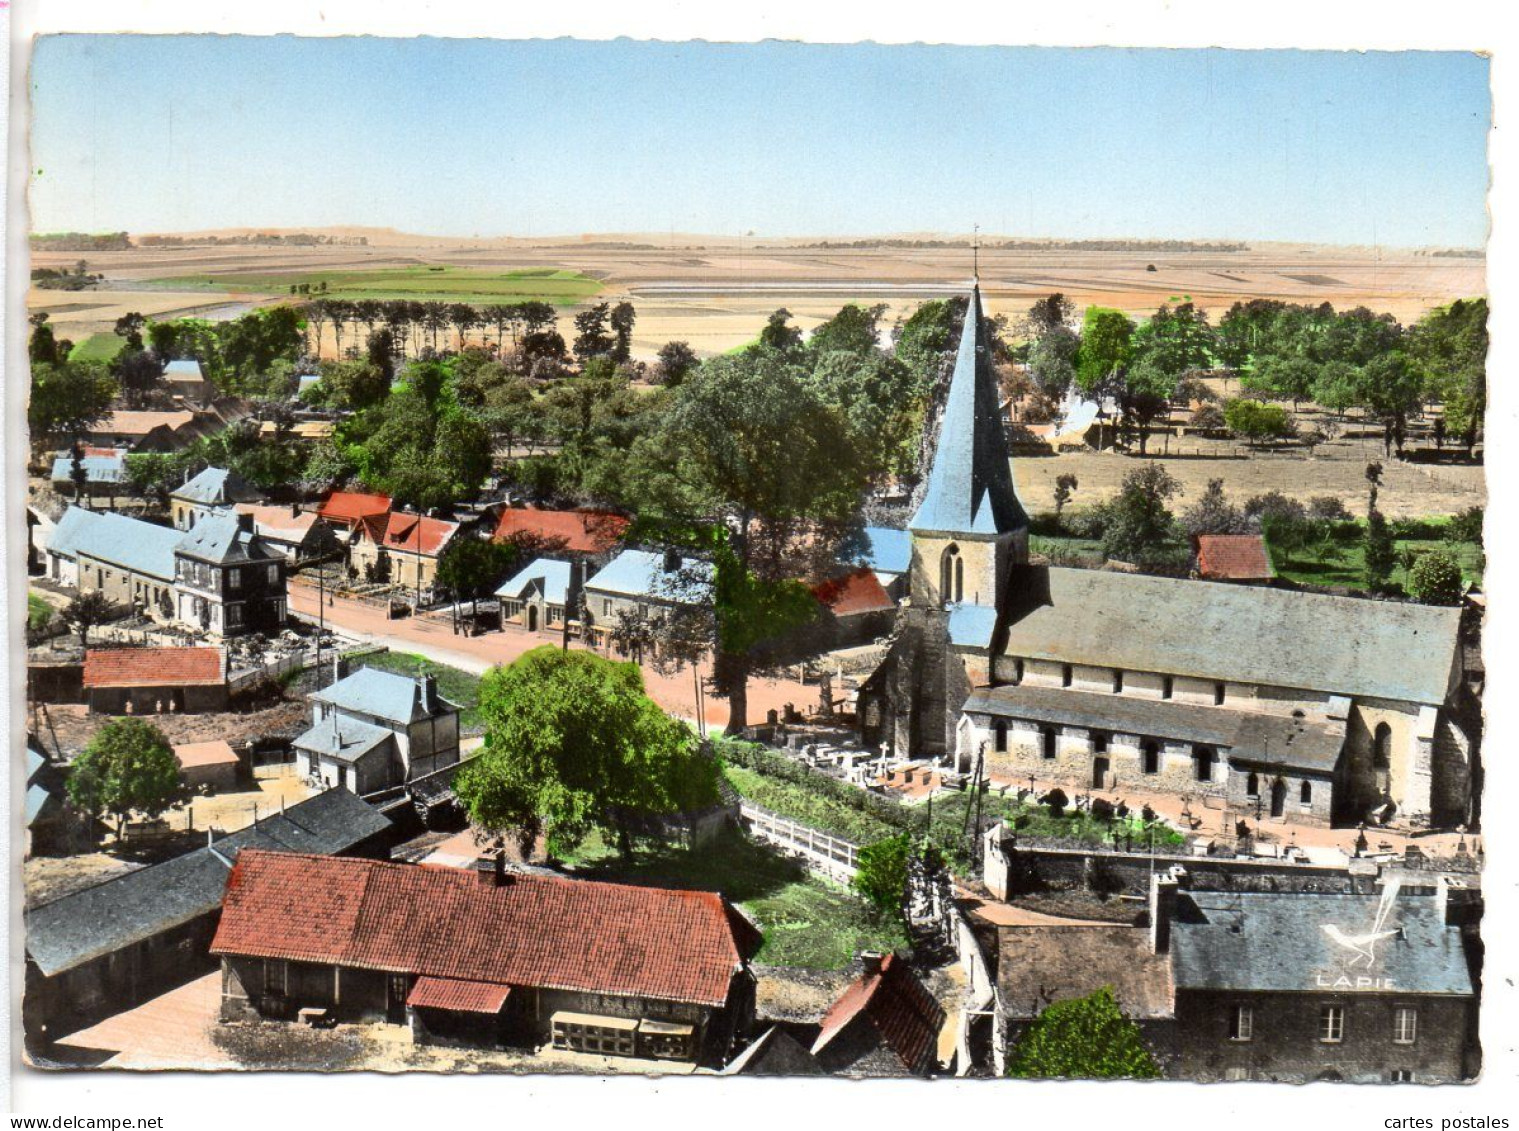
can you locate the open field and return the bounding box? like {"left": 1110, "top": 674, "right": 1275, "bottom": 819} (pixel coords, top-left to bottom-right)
{"left": 140, "top": 265, "right": 603, "bottom": 306}
{"left": 30, "top": 233, "right": 1484, "bottom": 360}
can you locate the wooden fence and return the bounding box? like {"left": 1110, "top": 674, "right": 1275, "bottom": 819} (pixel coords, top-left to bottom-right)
{"left": 738, "top": 801, "right": 859, "bottom": 881}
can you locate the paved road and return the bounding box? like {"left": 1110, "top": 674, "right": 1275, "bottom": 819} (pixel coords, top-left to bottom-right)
{"left": 289, "top": 583, "right": 817, "bottom": 732}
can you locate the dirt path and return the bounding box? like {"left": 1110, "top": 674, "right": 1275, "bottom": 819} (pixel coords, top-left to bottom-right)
{"left": 289, "top": 584, "right": 816, "bottom": 732}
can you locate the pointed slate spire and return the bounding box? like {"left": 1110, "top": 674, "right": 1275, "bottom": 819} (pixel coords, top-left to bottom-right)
{"left": 909, "top": 285, "right": 1027, "bottom": 536}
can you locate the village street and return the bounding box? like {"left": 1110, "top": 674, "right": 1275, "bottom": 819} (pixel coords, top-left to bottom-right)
{"left": 287, "top": 581, "right": 818, "bottom": 732}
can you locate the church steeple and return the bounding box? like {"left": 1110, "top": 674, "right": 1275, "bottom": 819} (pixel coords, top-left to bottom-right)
{"left": 909, "top": 284, "right": 1027, "bottom": 538}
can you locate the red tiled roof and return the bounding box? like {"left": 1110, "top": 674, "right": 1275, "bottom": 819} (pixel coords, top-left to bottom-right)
{"left": 493, "top": 508, "right": 630, "bottom": 555}
{"left": 812, "top": 954, "right": 945, "bottom": 1074}
{"left": 84, "top": 647, "right": 225, "bottom": 689}
{"left": 317, "top": 490, "right": 392, "bottom": 526}
{"left": 376, "top": 512, "right": 459, "bottom": 558}
{"left": 211, "top": 851, "right": 758, "bottom": 1007}
{"left": 1195, "top": 534, "right": 1275, "bottom": 581}
{"left": 174, "top": 740, "right": 239, "bottom": 769}
{"left": 811, "top": 567, "right": 895, "bottom": 617}
{"left": 407, "top": 976, "right": 512, "bottom": 1014}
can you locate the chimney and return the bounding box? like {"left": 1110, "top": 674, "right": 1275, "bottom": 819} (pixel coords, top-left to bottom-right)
{"left": 475, "top": 848, "right": 509, "bottom": 887}
{"left": 859, "top": 952, "right": 886, "bottom": 977}
{"left": 236, "top": 511, "right": 255, "bottom": 535}
{"left": 291, "top": 501, "right": 301, "bottom": 519}
{"left": 1435, "top": 875, "right": 1450, "bottom": 925}
{"left": 418, "top": 673, "right": 438, "bottom": 714}
{"left": 663, "top": 547, "right": 681, "bottom": 573}
{"left": 1149, "top": 871, "right": 1180, "bottom": 954}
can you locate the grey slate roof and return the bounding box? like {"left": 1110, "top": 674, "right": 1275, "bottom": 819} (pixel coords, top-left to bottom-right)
{"left": 585, "top": 549, "right": 714, "bottom": 604}
{"left": 723, "top": 1026, "right": 826, "bottom": 1075}
{"left": 995, "top": 566, "right": 1461, "bottom": 706}
{"left": 963, "top": 684, "right": 1346, "bottom": 772}
{"left": 948, "top": 604, "right": 999, "bottom": 648}
{"left": 171, "top": 466, "right": 262, "bottom": 506}
{"left": 496, "top": 557, "right": 573, "bottom": 606}
{"left": 57, "top": 509, "right": 182, "bottom": 581}
{"left": 26, "top": 784, "right": 61, "bottom": 826}
{"left": 312, "top": 666, "right": 458, "bottom": 725}
{"left": 909, "top": 284, "right": 1028, "bottom": 537}
{"left": 45, "top": 507, "right": 104, "bottom": 560}
{"left": 862, "top": 526, "right": 912, "bottom": 575}
{"left": 174, "top": 511, "right": 280, "bottom": 565}
{"left": 24, "top": 788, "right": 391, "bottom": 977}
{"left": 293, "top": 717, "right": 395, "bottom": 764}
{"left": 50, "top": 452, "right": 127, "bottom": 485}
{"left": 1171, "top": 891, "right": 1473, "bottom": 996}
{"left": 164, "top": 359, "right": 205, "bottom": 380}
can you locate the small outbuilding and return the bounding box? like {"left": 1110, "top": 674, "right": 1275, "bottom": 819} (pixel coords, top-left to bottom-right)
{"left": 174, "top": 740, "right": 241, "bottom": 792}
{"left": 83, "top": 647, "right": 228, "bottom": 715}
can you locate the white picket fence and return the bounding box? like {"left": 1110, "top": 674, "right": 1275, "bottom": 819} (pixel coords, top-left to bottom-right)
{"left": 739, "top": 801, "right": 859, "bottom": 882}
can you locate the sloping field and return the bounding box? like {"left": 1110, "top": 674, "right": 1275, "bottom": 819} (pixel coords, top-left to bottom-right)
{"left": 137, "top": 265, "right": 603, "bottom": 305}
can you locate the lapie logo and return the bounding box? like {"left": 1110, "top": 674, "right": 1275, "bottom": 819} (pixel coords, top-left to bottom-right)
{"left": 1314, "top": 880, "right": 1400, "bottom": 989}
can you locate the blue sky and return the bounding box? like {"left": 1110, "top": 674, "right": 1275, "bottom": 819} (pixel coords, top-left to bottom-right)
{"left": 28, "top": 37, "right": 1491, "bottom": 246}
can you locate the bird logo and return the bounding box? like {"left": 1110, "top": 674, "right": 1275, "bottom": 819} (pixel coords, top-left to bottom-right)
{"left": 1321, "top": 878, "right": 1400, "bottom": 969}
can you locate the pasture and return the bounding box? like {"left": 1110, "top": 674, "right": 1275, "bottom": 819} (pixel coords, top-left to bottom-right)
{"left": 139, "top": 265, "right": 603, "bottom": 306}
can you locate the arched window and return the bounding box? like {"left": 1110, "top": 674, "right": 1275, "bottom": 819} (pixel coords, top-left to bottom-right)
{"left": 1300, "top": 781, "right": 1313, "bottom": 805}
{"left": 994, "top": 721, "right": 1008, "bottom": 753}
{"left": 1246, "top": 772, "right": 1259, "bottom": 797}
{"left": 940, "top": 544, "right": 963, "bottom": 604}
{"left": 1373, "top": 723, "right": 1393, "bottom": 793}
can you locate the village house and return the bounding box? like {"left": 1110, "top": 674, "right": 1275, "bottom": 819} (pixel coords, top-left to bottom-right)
{"left": 860, "top": 284, "right": 1477, "bottom": 831}
{"left": 45, "top": 507, "right": 288, "bottom": 637}
{"left": 85, "top": 409, "right": 197, "bottom": 453}
{"left": 349, "top": 511, "right": 460, "bottom": 594}
{"left": 48, "top": 447, "right": 128, "bottom": 499}
{"left": 170, "top": 466, "right": 264, "bottom": 531}
{"left": 809, "top": 953, "right": 947, "bottom": 1076}
{"left": 315, "top": 488, "right": 392, "bottom": 535}
{"left": 495, "top": 557, "right": 574, "bottom": 635}
{"left": 1193, "top": 533, "right": 1276, "bottom": 584}
{"left": 809, "top": 567, "right": 898, "bottom": 649}
{"left": 722, "top": 1026, "right": 826, "bottom": 1075}
{"left": 23, "top": 788, "right": 392, "bottom": 1046}
{"left": 163, "top": 358, "right": 213, "bottom": 403}
{"left": 83, "top": 647, "right": 229, "bottom": 714}
{"left": 862, "top": 524, "right": 913, "bottom": 601}
{"left": 233, "top": 502, "right": 341, "bottom": 563}
{"left": 210, "top": 849, "right": 762, "bottom": 1065}
{"left": 492, "top": 506, "right": 630, "bottom": 567}
{"left": 293, "top": 664, "right": 461, "bottom": 795}
{"left": 583, "top": 548, "right": 715, "bottom": 649}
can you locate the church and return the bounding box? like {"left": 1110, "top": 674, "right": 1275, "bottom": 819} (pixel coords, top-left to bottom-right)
{"left": 858, "top": 285, "right": 1477, "bottom": 829}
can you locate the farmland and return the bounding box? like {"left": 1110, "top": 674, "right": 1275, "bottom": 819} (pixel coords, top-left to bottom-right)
{"left": 139, "top": 265, "right": 603, "bottom": 306}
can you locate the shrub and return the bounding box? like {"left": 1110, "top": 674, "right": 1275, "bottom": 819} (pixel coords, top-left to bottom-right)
{"left": 1307, "top": 496, "right": 1352, "bottom": 522}
{"left": 1408, "top": 547, "right": 1465, "bottom": 605}
{"left": 1447, "top": 506, "right": 1484, "bottom": 545}
{"left": 1243, "top": 491, "right": 1307, "bottom": 525}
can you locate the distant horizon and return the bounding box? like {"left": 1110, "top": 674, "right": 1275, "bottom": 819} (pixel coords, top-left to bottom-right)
{"left": 30, "top": 38, "right": 1490, "bottom": 247}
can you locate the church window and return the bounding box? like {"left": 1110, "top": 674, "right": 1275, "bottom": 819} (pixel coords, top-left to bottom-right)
{"left": 1141, "top": 741, "right": 1160, "bottom": 774}
{"left": 1061, "top": 664, "right": 1073, "bottom": 688}
{"left": 1113, "top": 670, "right": 1124, "bottom": 693}
{"left": 994, "top": 722, "right": 1008, "bottom": 753}
{"left": 940, "top": 545, "right": 963, "bottom": 604}
{"left": 1040, "top": 726, "right": 1057, "bottom": 760}
{"left": 1300, "top": 781, "right": 1313, "bottom": 806}
{"left": 1246, "top": 772, "right": 1259, "bottom": 797}
{"left": 1014, "top": 659, "right": 1025, "bottom": 684}
{"left": 1214, "top": 682, "right": 1226, "bottom": 705}
{"left": 1162, "top": 676, "right": 1174, "bottom": 700}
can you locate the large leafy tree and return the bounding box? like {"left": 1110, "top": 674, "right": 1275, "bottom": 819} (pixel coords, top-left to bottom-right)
{"left": 1407, "top": 297, "right": 1487, "bottom": 453}
{"left": 1006, "top": 987, "right": 1162, "bottom": 1079}
{"left": 454, "top": 647, "right": 719, "bottom": 858}
{"left": 629, "top": 348, "right": 869, "bottom": 732}
{"left": 1074, "top": 307, "right": 1134, "bottom": 397}
{"left": 758, "top": 308, "right": 805, "bottom": 356}
{"left": 1101, "top": 463, "right": 1182, "bottom": 568}
{"left": 805, "top": 351, "right": 925, "bottom": 482}
{"left": 28, "top": 360, "right": 117, "bottom": 443}
{"left": 66, "top": 717, "right": 182, "bottom": 839}
{"left": 853, "top": 834, "right": 913, "bottom": 921}
{"left": 435, "top": 535, "right": 520, "bottom": 618}
{"left": 807, "top": 303, "right": 887, "bottom": 357}
{"left": 61, "top": 590, "right": 121, "bottom": 647}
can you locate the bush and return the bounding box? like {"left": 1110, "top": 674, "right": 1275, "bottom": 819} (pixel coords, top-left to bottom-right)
{"left": 1408, "top": 547, "right": 1465, "bottom": 605}
{"left": 1447, "top": 506, "right": 1484, "bottom": 545}
{"left": 1189, "top": 404, "right": 1226, "bottom": 433}
{"left": 1063, "top": 506, "right": 1110, "bottom": 540}
{"left": 1027, "top": 511, "right": 1065, "bottom": 537}
{"left": 1223, "top": 398, "right": 1296, "bottom": 443}
{"left": 1243, "top": 491, "right": 1307, "bottom": 525}
{"left": 1307, "top": 496, "right": 1352, "bottom": 522}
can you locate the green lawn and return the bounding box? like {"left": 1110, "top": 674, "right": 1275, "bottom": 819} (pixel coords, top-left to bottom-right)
{"left": 1266, "top": 523, "right": 1483, "bottom": 594}
{"left": 560, "top": 828, "right": 907, "bottom": 970}
{"left": 142, "top": 266, "right": 603, "bottom": 307}
{"left": 341, "top": 649, "right": 485, "bottom": 733}
{"left": 1029, "top": 533, "right": 1106, "bottom": 566}
{"left": 28, "top": 591, "right": 54, "bottom": 632}
{"left": 724, "top": 766, "right": 901, "bottom": 845}
{"left": 68, "top": 331, "right": 124, "bottom": 363}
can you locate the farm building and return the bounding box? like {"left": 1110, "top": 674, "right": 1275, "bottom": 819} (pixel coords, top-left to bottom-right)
{"left": 23, "top": 788, "right": 392, "bottom": 1045}
{"left": 293, "top": 665, "right": 461, "bottom": 795}
{"left": 48, "top": 447, "right": 128, "bottom": 496}
{"left": 25, "top": 737, "right": 69, "bottom": 858}
{"left": 810, "top": 567, "right": 897, "bottom": 648}
{"left": 169, "top": 466, "right": 264, "bottom": 531}
{"left": 83, "top": 647, "right": 229, "bottom": 715}
{"left": 211, "top": 849, "right": 762, "bottom": 1065}
{"left": 174, "top": 740, "right": 241, "bottom": 792}
{"left": 859, "top": 284, "right": 1477, "bottom": 831}
{"left": 809, "top": 953, "right": 947, "bottom": 1077}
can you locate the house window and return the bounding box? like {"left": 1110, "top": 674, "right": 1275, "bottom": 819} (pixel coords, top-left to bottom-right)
{"left": 1391, "top": 1070, "right": 1414, "bottom": 1084}
{"left": 1162, "top": 676, "right": 1174, "bottom": 700}
{"left": 1092, "top": 732, "right": 1109, "bottom": 755}
{"left": 267, "top": 564, "right": 279, "bottom": 584}
{"left": 1319, "top": 1005, "right": 1344, "bottom": 1043}
{"left": 228, "top": 568, "right": 242, "bottom": 590}
{"left": 1113, "top": 669, "right": 1124, "bottom": 693}
{"left": 1393, "top": 1007, "right": 1417, "bottom": 1045}
{"left": 602, "top": 599, "right": 612, "bottom": 617}
{"left": 1061, "top": 664, "right": 1073, "bottom": 688}
{"left": 1300, "top": 781, "right": 1313, "bottom": 806}
{"left": 263, "top": 959, "right": 288, "bottom": 996}
{"left": 1229, "top": 1005, "right": 1253, "bottom": 1042}
{"left": 1214, "top": 682, "right": 1226, "bottom": 705}
{"left": 994, "top": 721, "right": 1008, "bottom": 753}
{"left": 1246, "top": 772, "right": 1259, "bottom": 797}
